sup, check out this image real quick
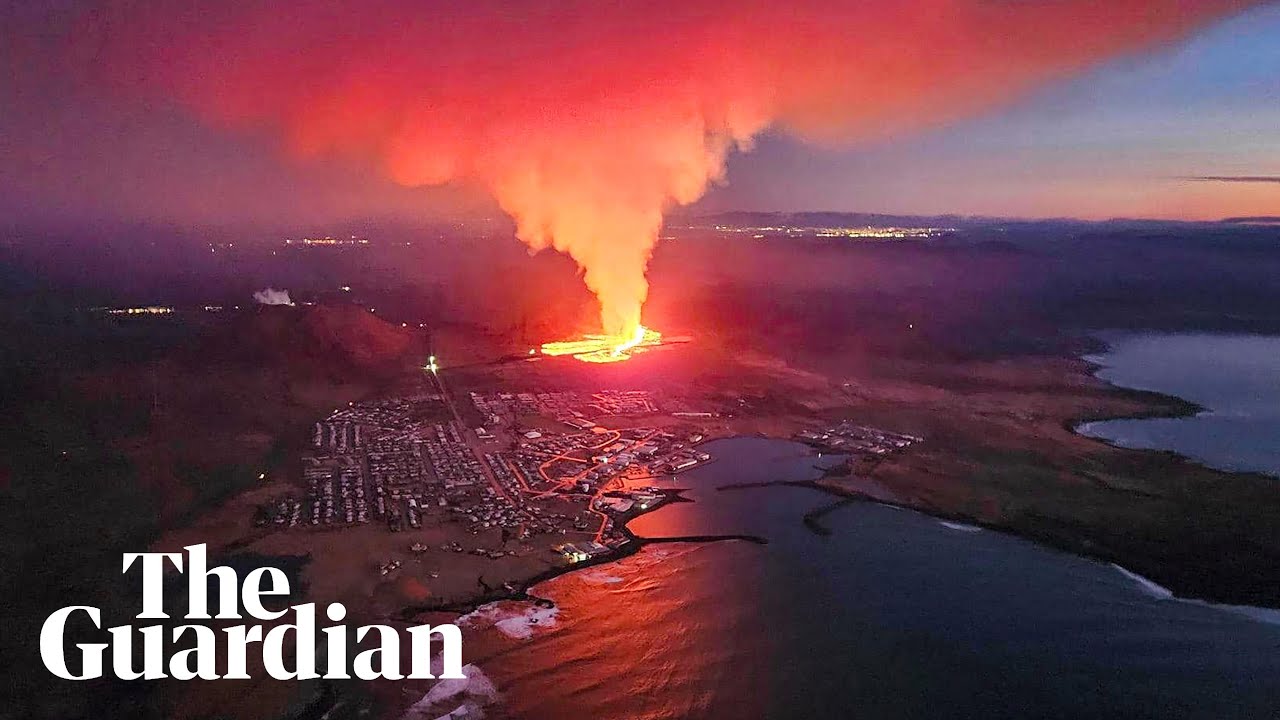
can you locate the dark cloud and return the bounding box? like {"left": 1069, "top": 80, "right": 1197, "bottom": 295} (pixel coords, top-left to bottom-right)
{"left": 1184, "top": 176, "right": 1280, "bottom": 184}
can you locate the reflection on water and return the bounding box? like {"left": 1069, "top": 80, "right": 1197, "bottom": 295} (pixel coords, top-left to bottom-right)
{"left": 462, "top": 438, "right": 1280, "bottom": 720}
{"left": 1079, "top": 333, "right": 1280, "bottom": 478}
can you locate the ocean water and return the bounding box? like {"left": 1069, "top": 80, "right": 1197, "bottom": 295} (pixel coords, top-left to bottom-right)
{"left": 1077, "top": 333, "right": 1280, "bottom": 478}
{"left": 452, "top": 438, "right": 1280, "bottom": 720}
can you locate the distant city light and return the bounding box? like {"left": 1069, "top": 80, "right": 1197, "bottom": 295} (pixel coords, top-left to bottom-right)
{"left": 102, "top": 306, "right": 175, "bottom": 316}
{"left": 284, "top": 236, "right": 370, "bottom": 246}
{"left": 705, "top": 224, "right": 953, "bottom": 240}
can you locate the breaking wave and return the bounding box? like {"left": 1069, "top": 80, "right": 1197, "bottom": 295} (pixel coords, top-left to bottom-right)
{"left": 1111, "top": 563, "right": 1280, "bottom": 626}
{"left": 458, "top": 601, "right": 560, "bottom": 641}
{"left": 400, "top": 663, "right": 500, "bottom": 720}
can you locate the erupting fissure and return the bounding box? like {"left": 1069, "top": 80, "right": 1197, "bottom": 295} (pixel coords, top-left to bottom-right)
{"left": 540, "top": 325, "right": 663, "bottom": 364}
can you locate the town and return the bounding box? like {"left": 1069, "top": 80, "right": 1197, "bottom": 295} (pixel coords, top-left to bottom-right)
{"left": 255, "top": 386, "right": 719, "bottom": 566}
{"left": 795, "top": 421, "right": 922, "bottom": 455}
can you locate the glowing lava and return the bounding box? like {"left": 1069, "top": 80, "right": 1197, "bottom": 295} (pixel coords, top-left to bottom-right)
{"left": 541, "top": 326, "right": 662, "bottom": 363}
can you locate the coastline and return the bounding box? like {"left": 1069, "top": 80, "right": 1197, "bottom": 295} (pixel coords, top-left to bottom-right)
{"left": 720, "top": 468, "right": 1280, "bottom": 616}
{"left": 1063, "top": 338, "right": 1204, "bottom": 452}
{"left": 398, "top": 376, "right": 1280, "bottom": 625}
{"left": 322, "top": 417, "right": 1280, "bottom": 720}
{"left": 845, "top": 338, "right": 1280, "bottom": 609}
{"left": 818, "top": 337, "right": 1280, "bottom": 608}
{"left": 1070, "top": 334, "right": 1280, "bottom": 480}
{"left": 396, "top": 488, "right": 767, "bottom": 619}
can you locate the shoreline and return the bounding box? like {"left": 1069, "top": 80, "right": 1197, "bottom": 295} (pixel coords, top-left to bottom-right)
{"left": 1066, "top": 336, "right": 1207, "bottom": 433}
{"left": 1069, "top": 337, "right": 1279, "bottom": 481}
{"left": 313, "top": 420, "right": 1280, "bottom": 720}
{"left": 720, "top": 472, "right": 1280, "bottom": 614}
{"left": 395, "top": 488, "right": 768, "bottom": 620}
{"left": 401, "top": 383, "right": 1280, "bottom": 624}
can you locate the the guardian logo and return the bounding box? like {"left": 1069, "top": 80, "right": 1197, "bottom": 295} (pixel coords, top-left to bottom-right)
{"left": 40, "top": 544, "right": 464, "bottom": 681}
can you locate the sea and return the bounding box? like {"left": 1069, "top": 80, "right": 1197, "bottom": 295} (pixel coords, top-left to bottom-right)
{"left": 426, "top": 435, "right": 1280, "bottom": 720}
{"left": 1076, "top": 333, "right": 1280, "bottom": 478}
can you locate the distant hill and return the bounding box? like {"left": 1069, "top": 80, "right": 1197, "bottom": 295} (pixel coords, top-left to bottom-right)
{"left": 1220, "top": 216, "right": 1280, "bottom": 225}
{"left": 200, "top": 303, "right": 419, "bottom": 379}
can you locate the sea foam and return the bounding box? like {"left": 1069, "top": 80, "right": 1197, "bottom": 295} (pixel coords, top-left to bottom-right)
{"left": 1111, "top": 563, "right": 1280, "bottom": 626}
{"left": 938, "top": 520, "right": 982, "bottom": 533}
{"left": 458, "top": 601, "right": 560, "bottom": 640}
{"left": 400, "top": 663, "right": 500, "bottom": 720}
{"left": 1111, "top": 564, "right": 1174, "bottom": 599}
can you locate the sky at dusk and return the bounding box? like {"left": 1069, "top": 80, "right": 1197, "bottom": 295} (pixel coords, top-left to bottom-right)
{"left": 700, "top": 3, "right": 1280, "bottom": 220}
{"left": 2, "top": 0, "right": 1277, "bottom": 230}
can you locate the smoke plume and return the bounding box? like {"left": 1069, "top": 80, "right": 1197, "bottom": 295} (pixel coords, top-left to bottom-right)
{"left": 253, "top": 288, "right": 295, "bottom": 307}
{"left": 83, "top": 0, "right": 1256, "bottom": 335}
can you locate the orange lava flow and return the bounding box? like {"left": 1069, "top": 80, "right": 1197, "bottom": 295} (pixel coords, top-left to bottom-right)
{"left": 540, "top": 326, "right": 662, "bottom": 363}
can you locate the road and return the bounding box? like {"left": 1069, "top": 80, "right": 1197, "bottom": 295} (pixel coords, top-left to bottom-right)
{"left": 424, "top": 366, "right": 520, "bottom": 507}
{"left": 426, "top": 365, "right": 660, "bottom": 544}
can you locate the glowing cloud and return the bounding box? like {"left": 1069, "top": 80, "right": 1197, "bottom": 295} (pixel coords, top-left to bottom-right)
{"left": 83, "top": 0, "right": 1257, "bottom": 335}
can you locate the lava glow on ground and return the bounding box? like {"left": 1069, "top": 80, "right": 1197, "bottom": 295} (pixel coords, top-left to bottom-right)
{"left": 540, "top": 326, "right": 663, "bottom": 363}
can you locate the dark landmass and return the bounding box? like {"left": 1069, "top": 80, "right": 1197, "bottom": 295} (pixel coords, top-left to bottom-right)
{"left": 1221, "top": 216, "right": 1280, "bottom": 224}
